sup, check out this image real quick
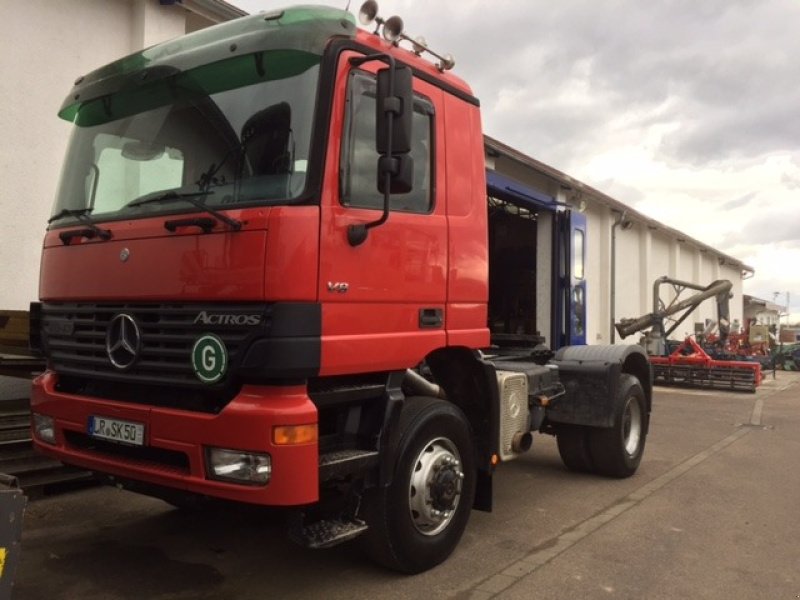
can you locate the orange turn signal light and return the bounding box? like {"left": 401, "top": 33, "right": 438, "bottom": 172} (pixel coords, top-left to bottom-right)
{"left": 491, "top": 453, "right": 499, "bottom": 466}
{"left": 273, "top": 424, "right": 318, "bottom": 446}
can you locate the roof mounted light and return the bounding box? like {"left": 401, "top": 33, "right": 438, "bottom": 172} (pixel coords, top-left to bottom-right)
{"left": 438, "top": 53, "right": 456, "bottom": 71}
{"left": 412, "top": 36, "right": 427, "bottom": 56}
{"left": 399, "top": 35, "right": 456, "bottom": 71}
{"left": 354, "top": 2, "right": 456, "bottom": 72}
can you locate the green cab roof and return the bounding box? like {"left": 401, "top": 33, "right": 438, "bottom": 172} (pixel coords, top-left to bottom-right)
{"left": 59, "top": 5, "right": 355, "bottom": 122}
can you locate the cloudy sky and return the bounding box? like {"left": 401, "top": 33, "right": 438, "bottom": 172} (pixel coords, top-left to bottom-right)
{"left": 232, "top": 0, "right": 800, "bottom": 321}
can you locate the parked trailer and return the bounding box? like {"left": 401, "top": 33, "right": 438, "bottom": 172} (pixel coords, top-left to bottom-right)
{"left": 30, "top": 3, "right": 651, "bottom": 572}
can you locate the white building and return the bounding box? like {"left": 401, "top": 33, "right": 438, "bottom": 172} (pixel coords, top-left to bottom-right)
{"left": 485, "top": 137, "right": 752, "bottom": 347}
{"left": 0, "top": 0, "right": 244, "bottom": 312}
{"left": 0, "top": 1, "right": 753, "bottom": 348}
{"left": 744, "top": 295, "right": 783, "bottom": 328}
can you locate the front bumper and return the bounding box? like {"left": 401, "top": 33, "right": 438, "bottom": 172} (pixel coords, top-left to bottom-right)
{"left": 30, "top": 371, "right": 318, "bottom": 506}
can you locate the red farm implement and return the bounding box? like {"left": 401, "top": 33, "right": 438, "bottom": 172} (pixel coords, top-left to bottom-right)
{"left": 616, "top": 277, "right": 763, "bottom": 393}
{"left": 650, "top": 336, "right": 762, "bottom": 393}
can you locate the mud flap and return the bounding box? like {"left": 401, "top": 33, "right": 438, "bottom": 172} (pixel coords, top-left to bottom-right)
{"left": 0, "top": 474, "right": 26, "bottom": 597}
{"left": 547, "top": 344, "right": 652, "bottom": 428}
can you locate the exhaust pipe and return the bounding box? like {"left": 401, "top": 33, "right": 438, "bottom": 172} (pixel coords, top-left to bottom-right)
{"left": 403, "top": 369, "right": 447, "bottom": 399}
{"left": 511, "top": 431, "right": 533, "bottom": 453}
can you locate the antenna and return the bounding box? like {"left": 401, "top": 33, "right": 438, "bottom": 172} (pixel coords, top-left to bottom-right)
{"left": 345, "top": 0, "right": 351, "bottom": 11}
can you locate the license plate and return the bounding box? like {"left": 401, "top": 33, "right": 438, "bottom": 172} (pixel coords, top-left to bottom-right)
{"left": 88, "top": 415, "right": 145, "bottom": 446}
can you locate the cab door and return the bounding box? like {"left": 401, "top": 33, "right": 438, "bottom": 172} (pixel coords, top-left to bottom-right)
{"left": 569, "top": 212, "right": 587, "bottom": 346}
{"left": 552, "top": 209, "right": 587, "bottom": 347}
{"left": 318, "top": 51, "right": 448, "bottom": 376}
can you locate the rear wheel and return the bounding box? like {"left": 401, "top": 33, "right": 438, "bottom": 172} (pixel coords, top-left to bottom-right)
{"left": 588, "top": 374, "right": 647, "bottom": 478}
{"left": 360, "top": 397, "right": 476, "bottom": 573}
{"left": 556, "top": 425, "right": 593, "bottom": 472}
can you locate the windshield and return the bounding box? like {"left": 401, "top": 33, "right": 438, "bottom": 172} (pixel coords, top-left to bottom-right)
{"left": 51, "top": 50, "right": 320, "bottom": 224}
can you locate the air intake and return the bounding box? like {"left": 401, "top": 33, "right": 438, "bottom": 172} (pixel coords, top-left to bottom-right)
{"left": 496, "top": 371, "right": 530, "bottom": 461}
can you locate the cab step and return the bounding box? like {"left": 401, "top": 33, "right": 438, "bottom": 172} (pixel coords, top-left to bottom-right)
{"left": 319, "top": 449, "right": 379, "bottom": 482}
{"left": 289, "top": 516, "right": 369, "bottom": 550}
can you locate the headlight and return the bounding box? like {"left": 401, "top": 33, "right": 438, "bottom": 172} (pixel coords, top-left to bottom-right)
{"left": 206, "top": 447, "right": 271, "bottom": 485}
{"left": 33, "top": 413, "right": 56, "bottom": 445}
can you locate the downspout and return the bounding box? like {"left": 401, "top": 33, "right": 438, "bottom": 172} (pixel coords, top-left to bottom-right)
{"left": 610, "top": 210, "right": 630, "bottom": 343}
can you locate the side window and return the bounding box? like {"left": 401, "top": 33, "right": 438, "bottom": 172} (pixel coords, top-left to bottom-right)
{"left": 573, "top": 229, "right": 585, "bottom": 280}
{"left": 340, "top": 70, "right": 433, "bottom": 213}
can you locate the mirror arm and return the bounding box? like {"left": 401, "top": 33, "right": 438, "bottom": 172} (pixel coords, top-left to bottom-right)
{"left": 347, "top": 53, "right": 397, "bottom": 247}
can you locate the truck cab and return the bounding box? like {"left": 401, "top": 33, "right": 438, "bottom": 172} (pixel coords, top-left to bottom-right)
{"left": 31, "top": 4, "right": 651, "bottom": 573}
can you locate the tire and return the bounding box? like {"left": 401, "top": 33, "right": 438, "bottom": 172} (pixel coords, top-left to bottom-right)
{"left": 588, "top": 374, "right": 648, "bottom": 478}
{"left": 556, "top": 425, "right": 593, "bottom": 472}
{"left": 360, "top": 397, "right": 476, "bottom": 573}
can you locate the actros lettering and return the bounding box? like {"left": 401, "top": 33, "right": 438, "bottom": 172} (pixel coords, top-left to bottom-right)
{"left": 194, "top": 311, "right": 262, "bottom": 326}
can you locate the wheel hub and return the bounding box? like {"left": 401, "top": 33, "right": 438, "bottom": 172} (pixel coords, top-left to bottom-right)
{"left": 430, "top": 461, "right": 461, "bottom": 511}
{"left": 408, "top": 438, "right": 464, "bottom": 536}
{"left": 622, "top": 396, "right": 642, "bottom": 456}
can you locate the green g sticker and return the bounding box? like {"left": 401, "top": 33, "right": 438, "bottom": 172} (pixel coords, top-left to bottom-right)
{"left": 192, "top": 334, "right": 227, "bottom": 383}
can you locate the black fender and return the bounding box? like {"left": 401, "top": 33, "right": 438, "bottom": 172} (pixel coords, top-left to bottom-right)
{"left": 547, "top": 344, "right": 652, "bottom": 430}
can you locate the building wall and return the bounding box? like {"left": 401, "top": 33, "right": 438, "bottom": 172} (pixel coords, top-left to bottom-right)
{"left": 610, "top": 227, "right": 745, "bottom": 344}
{"left": 744, "top": 303, "right": 780, "bottom": 327}
{"left": 0, "top": 0, "right": 219, "bottom": 311}
{"left": 489, "top": 154, "right": 747, "bottom": 347}
{"left": 584, "top": 204, "right": 609, "bottom": 343}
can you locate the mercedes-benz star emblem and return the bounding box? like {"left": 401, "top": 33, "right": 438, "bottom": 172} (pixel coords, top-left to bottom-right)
{"left": 106, "top": 314, "right": 141, "bottom": 370}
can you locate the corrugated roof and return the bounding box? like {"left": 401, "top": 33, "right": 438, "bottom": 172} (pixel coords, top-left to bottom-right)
{"left": 183, "top": 0, "right": 247, "bottom": 21}
{"left": 744, "top": 295, "right": 784, "bottom": 312}
{"left": 484, "top": 135, "right": 754, "bottom": 275}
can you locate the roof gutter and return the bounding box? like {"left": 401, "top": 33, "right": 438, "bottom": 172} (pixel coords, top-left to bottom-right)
{"left": 483, "top": 135, "right": 755, "bottom": 277}
{"left": 182, "top": 0, "right": 247, "bottom": 23}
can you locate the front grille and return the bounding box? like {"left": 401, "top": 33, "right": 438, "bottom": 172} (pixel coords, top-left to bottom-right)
{"left": 64, "top": 430, "right": 190, "bottom": 474}
{"left": 40, "top": 302, "right": 269, "bottom": 410}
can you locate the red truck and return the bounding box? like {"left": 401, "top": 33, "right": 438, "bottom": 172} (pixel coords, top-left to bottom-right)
{"left": 30, "top": 3, "right": 652, "bottom": 572}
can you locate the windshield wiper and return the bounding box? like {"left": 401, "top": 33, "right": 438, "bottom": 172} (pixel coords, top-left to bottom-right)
{"left": 48, "top": 208, "right": 112, "bottom": 242}
{"left": 128, "top": 191, "right": 242, "bottom": 231}
{"left": 48, "top": 207, "right": 92, "bottom": 224}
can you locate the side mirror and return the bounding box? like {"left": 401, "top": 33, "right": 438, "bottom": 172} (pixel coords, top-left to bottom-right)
{"left": 375, "top": 65, "right": 414, "bottom": 194}
{"left": 347, "top": 56, "right": 415, "bottom": 247}
{"left": 376, "top": 65, "right": 412, "bottom": 156}
{"left": 377, "top": 154, "right": 414, "bottom": 194}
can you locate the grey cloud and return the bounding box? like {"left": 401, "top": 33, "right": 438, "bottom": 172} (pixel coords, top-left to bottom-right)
{"left": 721, "top": 212, "right": 800, "bottom": 249}
{"left": 234, "top": 0, "right": 800, "bottom": 190}
{"left": 661, "top": 93, "right": 800, "bottom": 165}
{"left": 721, "top": 192, "right": 756, "bottom": 211}
{"left": 782, "top": 173, "right": 800, "bottom": 190}
{"left": 744, "top": 276, "right": 798, "bottom": 311}
{"left": 424, "top": 0, "right": 800, "bottom": 169}
{"left": 596, "top": 180, "right": 646, "bottom": 206}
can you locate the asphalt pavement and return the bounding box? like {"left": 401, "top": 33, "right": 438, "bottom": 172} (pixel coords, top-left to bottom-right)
{"left": 10, "top": 371, "right": 800, "bottom": 600}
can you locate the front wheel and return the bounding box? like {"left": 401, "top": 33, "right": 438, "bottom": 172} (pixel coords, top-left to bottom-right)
{"left": 360, "top": 397, "right": 476, "bottom": 573}
{"left": 588, "top": 374, "right": 648, "bottom": 478}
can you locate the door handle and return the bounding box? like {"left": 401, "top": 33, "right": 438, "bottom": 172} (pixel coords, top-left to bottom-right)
{"left": 419, "top": 308, "right": 443, "bottom": 329}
